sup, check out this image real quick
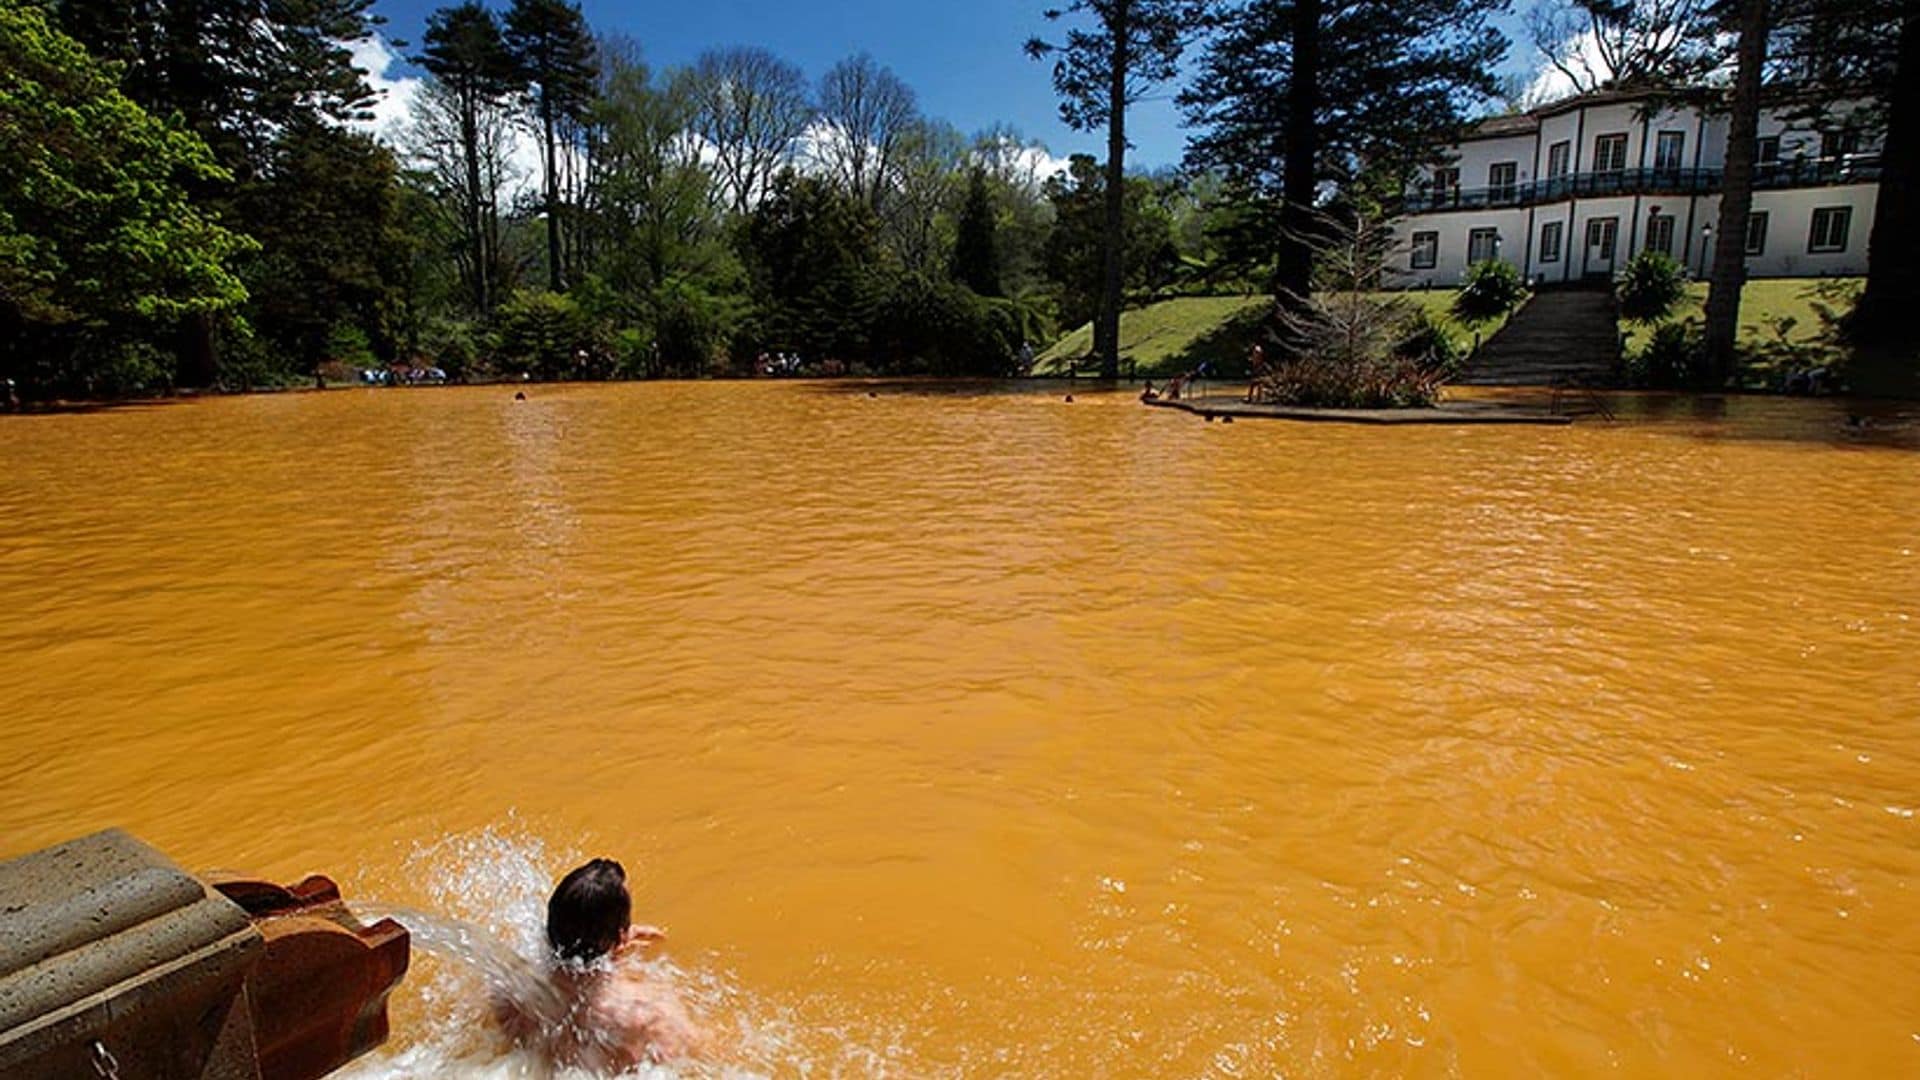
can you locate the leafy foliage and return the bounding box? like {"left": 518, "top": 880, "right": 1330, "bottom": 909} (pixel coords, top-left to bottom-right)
{"left": 1181, "top": 0, "right": 1507, "bottom": 314}
{"left": 1043, "top": 156, "right": 1180, "bottom": 331}
{"left": 494, "top": 288, "right": 601, "bottom": 378}
{"left": 1451, "top": 259, "right": 1528, "bottom": 326}
{"left": 1256, "top": 210, "right": 1450, "bottom": 407}
{"left": 1616, "top": 250, "right": 1688, "bottom": 324}
{"left": 0, "top": 3, "right": 253, "bottom": 395}
{"left": 952, "top": 167, "right": 1002, "bottom": 297}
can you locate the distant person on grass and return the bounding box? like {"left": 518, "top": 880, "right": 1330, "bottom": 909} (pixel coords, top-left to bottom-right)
{"left": 494, "top": 859, "right": 705, "bottom": 1071}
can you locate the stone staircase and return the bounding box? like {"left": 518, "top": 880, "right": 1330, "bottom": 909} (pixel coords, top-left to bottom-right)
{"left": 1458, "top": 287, "right": 1621, "bottom": 387}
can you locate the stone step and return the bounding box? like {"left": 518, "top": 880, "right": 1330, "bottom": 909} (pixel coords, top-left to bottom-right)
{"left": 1461, "top": 290, "right": 1620, "bottom": 387}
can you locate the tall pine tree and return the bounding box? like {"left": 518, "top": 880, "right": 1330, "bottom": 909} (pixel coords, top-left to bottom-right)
{"left": 952, "top": 167, "right": 1003, "bottom": 297}
{"left": 505, "top": 0, "right": 597, "bottom": 292}
{"left": 415, "top": 2, "right": 518, "bottom": 315}
{"left": 1181, "top": 0, "right": 1505, "bottom": 352}
{"left": 1027, "top": 0, "right": 1203, "bottom": 378}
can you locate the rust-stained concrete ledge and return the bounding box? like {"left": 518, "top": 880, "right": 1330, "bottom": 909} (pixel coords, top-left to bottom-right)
{"left": 1143, "top": 394, "right": 1571, "bottom": 426}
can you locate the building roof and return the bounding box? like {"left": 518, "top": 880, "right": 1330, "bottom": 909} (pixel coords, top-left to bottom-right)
{"left": 1461, "top": 113, "right": 1540, "bottom": 142}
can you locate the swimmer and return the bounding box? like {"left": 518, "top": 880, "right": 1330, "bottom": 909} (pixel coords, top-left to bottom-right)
{"left": 493, "top": 859, "right": 705, "bottom": 1072}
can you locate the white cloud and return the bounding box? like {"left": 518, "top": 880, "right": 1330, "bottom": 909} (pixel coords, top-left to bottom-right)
{"left": 349, "top": 34, "right": 544, "bottom": 202}
{"left": 348, "top": 35, "right": 423, "bottom": 143}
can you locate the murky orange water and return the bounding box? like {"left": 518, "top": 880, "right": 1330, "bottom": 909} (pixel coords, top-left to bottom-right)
{"left": 3, "top": 382, "right": 1918, "bottom": 1075}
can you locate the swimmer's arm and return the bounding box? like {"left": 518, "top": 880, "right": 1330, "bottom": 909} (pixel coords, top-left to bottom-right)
{"left": 626, "top": 924, "right": 667, "bottom": 944}
{"left": 490, "top": 991, "right": 536, "bottom": 1044}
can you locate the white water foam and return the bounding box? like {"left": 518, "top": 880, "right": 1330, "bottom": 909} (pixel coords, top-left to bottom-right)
{"left": 334, "top": 824, "right": 896, "bottom": 1079}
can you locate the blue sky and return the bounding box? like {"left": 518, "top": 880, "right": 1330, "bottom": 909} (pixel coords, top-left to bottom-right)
{"left": 367, "top": 0, "right": 1542, "bottom": 170}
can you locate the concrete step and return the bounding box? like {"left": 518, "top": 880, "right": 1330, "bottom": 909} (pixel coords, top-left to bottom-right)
{"left": 1460, "top": 290, "right": 1620, "bottom": 388}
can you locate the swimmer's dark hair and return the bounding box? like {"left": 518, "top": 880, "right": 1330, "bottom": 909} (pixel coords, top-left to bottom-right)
{"left": 547, "top": 859, "right": 631, "bottom": 963}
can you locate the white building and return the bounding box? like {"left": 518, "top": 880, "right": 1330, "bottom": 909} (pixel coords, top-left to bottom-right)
{"left": 1392, "top": 88, "right": 1883, "bottom": 288}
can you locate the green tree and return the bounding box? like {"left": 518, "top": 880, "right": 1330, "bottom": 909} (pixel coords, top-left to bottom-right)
{"left": 0, "top": 3, "right": 251, "bottom": 396}
{"left": 1181, "top": 0, "right": 1506, "bottom": 351}
{"left": 56, "top": 0, "right": 379, "bottom": 168}
{"left": 505, "top": 0, "right": 597, "bottom": 292}
{"left": 1043, "top": 155, "right": 1179, "bottom": 332}
{"left": 1027, "top": 0, "right": 1203, "bottom": 377}
{"left": 815, "top": 53, "right": 921, "bottom": 209}
{"left": 952, "top": 166, "right": 1003, "bottom": 296}
{"left": 414, "top": 1, "right": 519, "bottom": 314}
{"left": 679, "top": 47, "right": 814, "bottom": 216}
{"left": 54, "top": 0, "right": 382, "bottom": 385}
{"left": 1700, "top": 0, "right": 1770, "bottom": 380}
{"left": 233, "top": 122, "right": 408, "bottom": 372}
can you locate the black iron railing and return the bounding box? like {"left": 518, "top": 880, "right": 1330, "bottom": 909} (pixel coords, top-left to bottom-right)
{"left": 1392, "top": 155, "right": 1882, "bottom": 215}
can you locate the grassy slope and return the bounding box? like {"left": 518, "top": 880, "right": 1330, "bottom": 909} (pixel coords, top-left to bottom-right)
{"left": 1035, "top": 291, "right": 1475, "bottom": 378}
{"left": 1620, "top": 278, "right": 1862, "bottom": 361}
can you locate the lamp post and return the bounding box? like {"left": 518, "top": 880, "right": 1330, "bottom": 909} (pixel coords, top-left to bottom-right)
{"left": 1698, "top": 224, "right": 1713, "bottom": 278}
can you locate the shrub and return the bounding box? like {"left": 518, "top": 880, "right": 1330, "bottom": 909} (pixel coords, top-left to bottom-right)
{"left": 493, "top": 290, "right": 600, "bottom": 380}
{"left": 1631, "top": 320, "right": 1706, "bottom": 389}
{"left": 324, "top": 323, "right": 377, "bottom": 369}
{"left": 421, "top": 317, "right": 480, "bottom": 380}
{"left": 1451, "top": 259, "right": 1527, "bottom": 326}
{"left": 1615, "top": 251, "right": 1688, "bottom": 324}
{"left": 1392, "top": 310, "right": 1465, "bottom": 378}
{"left": 1257, "top": 352, "right": 1448, "bottom": 408}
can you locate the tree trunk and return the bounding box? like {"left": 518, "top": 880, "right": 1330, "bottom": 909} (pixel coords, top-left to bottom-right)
{"left": 1096, "top": 1, "right": 1130, "bottom": 380}
{"left": 542, "top": 99, "right": 563, "bottom": 293}
{"left": 1272, "top": 0, "right": 1321, "bottom": 357}
{"left": 173, "top": 312, "right": 218, "bottom": 389}
{"left": 461, "top": 88, "right": 488, "bottom": 314}
{"left": 1850, "top": 1, "right": 1919, "bottom": 389}
{"left": 1703, "top": 0, "right": 1768, "bottom": 381}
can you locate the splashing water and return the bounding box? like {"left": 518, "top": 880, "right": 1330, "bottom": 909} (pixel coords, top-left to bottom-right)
{"left": 335, "top": 825, "right": 904, "bottom": 1079}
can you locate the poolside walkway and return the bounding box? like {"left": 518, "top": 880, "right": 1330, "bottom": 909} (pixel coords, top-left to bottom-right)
{"left": 1144, "top": 392, "right": 1571, "bottom": 425}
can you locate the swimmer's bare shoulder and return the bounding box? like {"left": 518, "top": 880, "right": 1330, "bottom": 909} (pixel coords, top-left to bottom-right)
{"left": 607, "top": 968, "right": 709, "bottom": 1063}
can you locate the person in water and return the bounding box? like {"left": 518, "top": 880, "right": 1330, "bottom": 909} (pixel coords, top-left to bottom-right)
{"left": 494, "top": 859, "right": 705, "bottom": 1071}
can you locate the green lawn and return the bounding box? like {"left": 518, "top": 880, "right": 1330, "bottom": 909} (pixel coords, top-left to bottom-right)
{"left": 1035, "top": 290, "right": 1481, "bottom": 378}
{"left": 1621, "top": 277, "right": 1863, "bottom": 368}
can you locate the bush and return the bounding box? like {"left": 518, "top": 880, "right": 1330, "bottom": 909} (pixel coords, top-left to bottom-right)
{"left": 421, "top": 317, "right": 480, "bottom": 380}
{"left": 1451, "top": 259, "right": 1528, "bottom": 326}
{"left": 493, "top": 290, "right": 601, "bottom": 380}
{"left": 1392, "top": 310, "right": 1465, "bottom": 378}
{"left": 1616, "top": 251, "right": 1688, "bottom": 324}
{"left": 1630, "top": 320, "right": 1706, "bottom": 389}
{"left": 324, "top": 323, "right": 377, "bottom": 369}
{"left": 1258, "top": 352, "right": 1447, "bottom": 408}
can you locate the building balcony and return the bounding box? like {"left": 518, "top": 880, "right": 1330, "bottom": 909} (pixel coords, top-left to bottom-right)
{"left": 1392, "top": 155, "right": 1883, "bottom": 215}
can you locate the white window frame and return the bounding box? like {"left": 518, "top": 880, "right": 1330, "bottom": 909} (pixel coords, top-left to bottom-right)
{"left": 1539, "top": 221, "right": 1563, "bottom": 263}
{"left": 1808, "top": 207, "right": 1851, "bottom": 253}
{"left": 1488, "top": 161, "right": 1517, "bottom": 200}
{"left": 1467, "top": 227, "right": 1500, "bottom": 264}
{"left": 1645, "top": 213, "right": 1675, "bottom": 256}
{"left": 1594, "top": 133, "right": 1629, "bottom": 173}
{"left": 1410, "top": 231, "right": 1439, "bottom": 270}
{"left": 1654, "top": 131, "right": 1685, "bottom": 172}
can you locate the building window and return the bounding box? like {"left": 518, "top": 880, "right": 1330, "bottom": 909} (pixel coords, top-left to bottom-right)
{"left": 1468, "top": 228, "right": 1500, "bottom": 264}
{"left": 1586, "top": 218, "right": 1618, "bottom": 260}
{"left": 1821, "top": 129, "right": 1861, "bottom": 160}
{"left": 1431, "top": 166, "right": 1459, "bottom": 197}
{"left": 1808, "top": 207, "right": 1851, "bottom": 253}
{"left": 1745, "top": 211, "right": 1769, "bottom": 256}
{"left": 1489, "top": 161, "right": 1517, "bottom": 201}
{"left": 1540, "top": 221, "right": 1563, "bottom": 263}
{"left": 1547, "top": 141, "right": 1571, "bottom": 178}
{"left": 1594, "top": 133, "right": 1629, "bottom": 172}
{"left": 1654, "top": 131, "right": 1686, "bottom": 172}
{"left": 1756, "top": 135, "right": 1781, "bottom": 163}
{"left": 1645, "top": 212, "right": 1675, "bottom": 256}
{"left": 1411, "top": 231, "right": 1439, "bottom": 269}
